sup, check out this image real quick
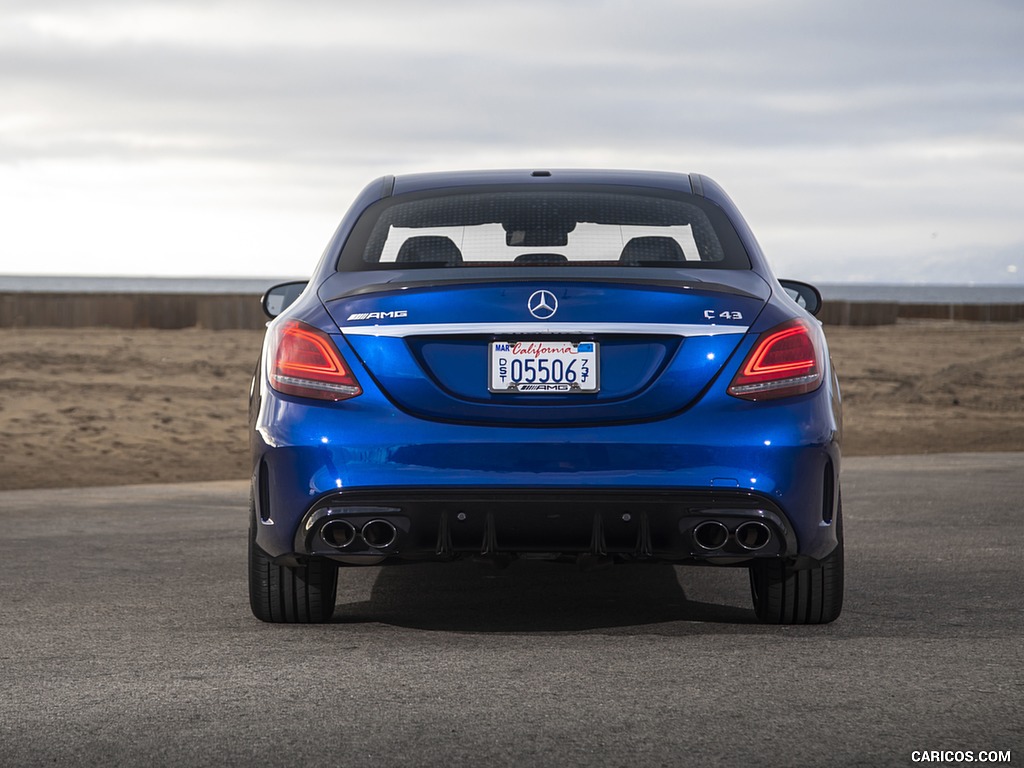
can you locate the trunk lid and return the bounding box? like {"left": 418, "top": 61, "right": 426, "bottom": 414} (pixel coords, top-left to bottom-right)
{"left": 321, "top": 272, "right": 767, "bottom": 425}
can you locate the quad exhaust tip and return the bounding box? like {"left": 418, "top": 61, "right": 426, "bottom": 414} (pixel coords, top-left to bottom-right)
{"left": 319, "top": 518, "right": 398, "bottom": 550}
{"left": 361, "top": 519, "right": 398, "bottom": 549}
{"left": 735, "top": 521, "right": 772, "bottom": 551}
{"left": 693, "top": 520, "right": 730, "bottom": 550}
{"left": 320, "top": 519, "right": 356, "bottom": 549}
{"left": 692, "top": 519, "right": 773, "bottom": 551}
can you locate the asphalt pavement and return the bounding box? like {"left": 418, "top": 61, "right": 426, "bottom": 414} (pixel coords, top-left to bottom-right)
{"left": 1, "top": 454, "right": 1021, "bottom": 767}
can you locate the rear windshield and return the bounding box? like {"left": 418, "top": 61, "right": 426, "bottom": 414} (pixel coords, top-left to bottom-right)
{"left": 337, "top": 186, "right": 750, "bottom": 271}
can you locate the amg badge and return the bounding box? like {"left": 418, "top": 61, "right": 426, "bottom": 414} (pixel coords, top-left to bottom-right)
{"left": 347, "top": 310, "right": 408, "bottom": 321}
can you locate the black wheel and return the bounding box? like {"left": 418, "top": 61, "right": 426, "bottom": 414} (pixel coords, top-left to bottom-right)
{"left": 749, "top": 505, "right": 844, "bottom": 625}
{"left": 248, "top": 511, "right": 337, "bottom": 623}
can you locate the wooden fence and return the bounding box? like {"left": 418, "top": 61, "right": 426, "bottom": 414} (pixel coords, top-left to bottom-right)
{"left": 815, "top": 301, "right": 1024, "bottom": 326}
{"left": 0, "top": 292, "right": 268, "bottom": 330}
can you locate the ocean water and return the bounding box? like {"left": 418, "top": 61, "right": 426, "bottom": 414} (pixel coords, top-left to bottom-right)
{"left": 1, "top": 274, "right": 1023, "bottom": 304}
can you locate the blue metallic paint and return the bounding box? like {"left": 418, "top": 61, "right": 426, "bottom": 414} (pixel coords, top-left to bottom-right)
{"left": 250, "top": 169, "right": 841, "bottom": 575}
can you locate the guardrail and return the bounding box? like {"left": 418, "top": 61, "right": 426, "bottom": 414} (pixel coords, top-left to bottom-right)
{"left": 0, "top": 292, "right": 1021, "bottom": 329}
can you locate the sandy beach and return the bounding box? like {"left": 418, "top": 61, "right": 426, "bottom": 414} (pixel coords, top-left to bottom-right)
{"left": 2, "top": 321, "right": 1022, "bottom": 491}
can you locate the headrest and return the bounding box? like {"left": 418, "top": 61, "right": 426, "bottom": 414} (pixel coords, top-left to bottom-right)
{"left": 395, "top": 236, "right": 463, "bottom": 265}
{"left": 619, "top": 236, "right": 686, "bottom": 265}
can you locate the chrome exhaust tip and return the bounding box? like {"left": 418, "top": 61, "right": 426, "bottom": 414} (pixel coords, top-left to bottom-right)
{"left": 320, "top": 519, "right": 357, "bottom": 549}
{"left": 693, "top": 520, "right": 730, "bottom": 550}
{"left": 361, "top": 519, "right": 398, "bottom": 549}
{"left": 735, "top": 521, "right": 772, "bottom": 551}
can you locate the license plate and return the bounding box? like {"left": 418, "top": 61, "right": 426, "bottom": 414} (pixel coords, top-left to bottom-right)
{"left": 489, "top": 341, "right": 599, "bottom": 393}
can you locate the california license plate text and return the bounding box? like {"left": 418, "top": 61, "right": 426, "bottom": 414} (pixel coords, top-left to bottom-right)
{"left": 489, "top": 341, "right": 599, "bottom": 393}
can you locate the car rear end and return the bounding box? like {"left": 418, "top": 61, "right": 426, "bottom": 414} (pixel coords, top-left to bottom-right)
{"left": 249, "top": 170, "right": 842, "bottom": 624}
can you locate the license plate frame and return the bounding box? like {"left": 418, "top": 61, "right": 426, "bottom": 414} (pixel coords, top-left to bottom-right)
{"left": 488, "top": 340, "right": 600, "bottom": 394}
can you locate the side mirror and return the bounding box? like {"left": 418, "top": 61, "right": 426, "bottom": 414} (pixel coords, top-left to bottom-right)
{"left": 261, "top": 281, "right": 308, "bottom": 319}
{"left": 778, "top": 279, "right": 822, "bottom": 316}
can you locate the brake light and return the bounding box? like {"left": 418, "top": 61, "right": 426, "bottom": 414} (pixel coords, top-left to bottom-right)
{"left": 727, "top": 318, "right": 824, "bottom": 401}
{"left": 268, "top": 320, "right": 361, "bottom": 401}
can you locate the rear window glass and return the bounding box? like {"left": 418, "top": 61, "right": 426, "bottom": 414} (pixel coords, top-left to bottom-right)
{"left": 338, "top": 186, "right": 750, "bottom": 271}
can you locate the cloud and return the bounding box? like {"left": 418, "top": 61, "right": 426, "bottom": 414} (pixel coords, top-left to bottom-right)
{"left": 0, "top": 0, "right": 1022, "bottom": 279}
{"left": 4, "top": 0, "right": 1021, "bottom": 159}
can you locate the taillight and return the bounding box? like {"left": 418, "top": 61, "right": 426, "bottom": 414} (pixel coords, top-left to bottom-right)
{"left": 727, "top": 318, "right": 824, "bottom": 401}
{"left": 268, "top": 320, "right": 361, "bottom": 401}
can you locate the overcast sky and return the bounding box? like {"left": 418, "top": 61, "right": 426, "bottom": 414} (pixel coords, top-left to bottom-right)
{"left": 1, "top": 0, "right": 1021, "bottom": 284}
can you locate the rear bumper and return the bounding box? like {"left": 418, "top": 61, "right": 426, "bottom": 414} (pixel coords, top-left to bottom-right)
{"left": 283, "top": 487, "right": 803, "bottom": 566}
{"left": 251, "top": 372, "right": 842, "bottom": 565}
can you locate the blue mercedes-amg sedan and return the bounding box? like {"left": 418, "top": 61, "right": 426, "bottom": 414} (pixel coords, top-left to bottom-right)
{"left": 248, "top": 169, "right": 843, "bottom": 624}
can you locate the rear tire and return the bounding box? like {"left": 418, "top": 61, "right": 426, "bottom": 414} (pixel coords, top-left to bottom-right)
{"left": 248, "top": 514, "right": 338, "bottom": 623}
{"left": 749, "top": 506, "right": 844, "bottom": 625}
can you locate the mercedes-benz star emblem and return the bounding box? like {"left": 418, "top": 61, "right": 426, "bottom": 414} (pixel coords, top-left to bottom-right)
{"left": 527, "top": 290, "right": 558, "bottom": 319}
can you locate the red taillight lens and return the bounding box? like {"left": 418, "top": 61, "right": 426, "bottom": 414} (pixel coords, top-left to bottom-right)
{"left": 268, "top": 320, "right": 361, "bottom": 401}
{"left": 727, "top": 318, "right": 824, "bottom": 401}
